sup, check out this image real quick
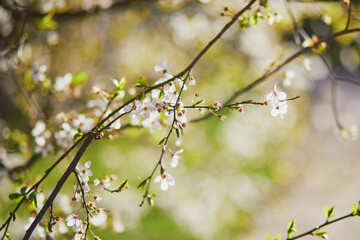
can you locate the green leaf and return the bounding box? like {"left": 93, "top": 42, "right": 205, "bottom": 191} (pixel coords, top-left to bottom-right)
{"left": 117, "top": 77, "right": 126, "bottom": 90}
{"left": 119, "top": 179, "right": 129, "bottom": 191}
{"left": 28, "top": 191, "right": 36, "bottom": 203}
{"left": 194, "top": 99, "right": 204, "bottom": 105}
{"left": 36, "top": 13, "right": 58, "bottom": 30}
{"left": 137, "top": 179, "right": 148, "bottom": 189}
{"left": 315, "top": 230, "right": 328, "bottom": 239}
{"left": 160, "top": 165, "right": 165, "bottom": 178}
{"left": 287, "top": 219, "right": 296, "bottom": 235}
{"left": 265, "top": 233, "right": 281, "bottom": 240}
{"left": 324, "top": 205, "right": 337, "bottom": 220}
{"left": 135, "top": 77, "right": 147, "bottom": 87}
{"left": 6, "top": 232, "right": 12, "bottom": 240}
{"left": 250, "top": 13, "right": 258, "bottom": 25}
{"left": 9, "top": 193, "right": 21, "bottom": 200}
{"left": 71, "top": 71, "right": 88, "bottom": 85}
{"left": 351, "top": 201, "right": 360, "bottom": 216}
{"left": 20, "top": 186, "right": 27, "bottom": 194}
{"left": 158, "top": 137, "right": 167, "bottom": 145}
{"left": 73, "top": 128, "right": 83, "bottom": 142}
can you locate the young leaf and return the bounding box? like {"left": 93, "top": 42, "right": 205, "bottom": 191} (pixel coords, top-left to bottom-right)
{"left": 287, "top": 219, "right": 296, "bottom": 236}
{"left": 71, "top": 71, "right": 88, "bottom": 85}
{"left": 117, "top": 77, "right": 126, "bottom": 90}
{"left": 265, "top": 233, "right": 281, "bottom": 240}
{"left": 324, "top": 205, "right": 337, "bottom": 220}
{"left": 158, "top": 137, "right": 167, "bottom": 145}
{"left": 9, "top": 193, "right": 21, "bottom": 200}
{"left": 119, "top": 179, "right": 129, "bottom": 191}
{"left": 351, "top": 201, "right": 360, "bottom": 216}
{"left": 135, "top": 77, "right": 147, "bottom": 87}
{"left": 36, "top": 13, "right": 58, "bottom": 30}
{"left": 20, "top": 186, "right": 27, "bottom": 195}
{"left": 160, "top": 165, "right": 165, "bottom": 178}
{"left": 6, "top": 232, "right": 12, "bottom": 240}
{"left": 315, "top": 230, "right": 328, "bottom": 239}
{"left": 73, "top": 128, "right": 83, "bottom": 142}
{"left": 137, "top": 179, "right": 148, "bottom": 189}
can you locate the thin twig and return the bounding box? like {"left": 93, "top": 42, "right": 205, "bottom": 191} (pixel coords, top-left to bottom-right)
{"left": 287, "top": 213, "right": 354, "bottom": 240}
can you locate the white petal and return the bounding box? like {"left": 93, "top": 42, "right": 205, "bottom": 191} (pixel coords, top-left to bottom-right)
{"left": 84, "top": 161, "right": 91, "bottom": 169}
{"left": 170, "top": 159, "right": 178, "bottom": 168}
{"left": 160, "top": 180, "right": 169, "bottom": 191}
{"left": 175, "top": 149, "right": 184, "bottom": 154}
{"left": 154, "top": 175, "right": 162, "bottom": 183}
{"left": 271, "top": 108, "right": 279, "bottom": 117}
{"left": 278, "top": 92, "right": 287, "bottom": 100}
{"left": 94, "top": 179, "right": 100, "bottom": 186}
{"left": 76, "top": 163, "right": 83, "bottom": 172}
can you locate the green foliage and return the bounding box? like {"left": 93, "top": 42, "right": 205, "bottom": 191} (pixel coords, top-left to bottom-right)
{"left": 351, "top": 201, "right": 360, "bottom": 216}
{"left": 266, "top": 233, "right": 281, "bottom": 240}
{"left": 314, "top": 229, "right": 328, "bottom": 239}
{"left": 324, "top": 205, "right": 337, "bottom": 220}
{"left": 8, "top": 193, "right": 21, "bottom": 201}
{"left": 287, "top": 219, "right": 296, "bottom": 236}
{"left": 6, "top": 232, "right": 12, "bottom": 240}
{"left": 137, "top": 179, "right": 148, "bottom": 189}
{"left": 73, "top": 128, "right": 83, "bottom": 142}
{"left": 36, "top": 13, "right": 58, "bottom": 30}
{"left": 71, "top": 71, "right": 89, "bottom": 85}
{"left": 135, "top": 76, "right": 153, "bottom": 88}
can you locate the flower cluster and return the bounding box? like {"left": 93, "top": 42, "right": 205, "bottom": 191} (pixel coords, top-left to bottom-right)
{"left": 73, "top": 161, "right": 92, "bottom": 201}
{"left": 54, "top": 112, "right": 94, "bottom": 149}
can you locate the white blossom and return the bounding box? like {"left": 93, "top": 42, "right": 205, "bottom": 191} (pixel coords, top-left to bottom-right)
{"left": 264, "top": 82, "right": 288, "bottom": 119}
{"left": 54, "top": 73, "right": 72, "bottom": 92}
{"left": 65, "top": 214, "right": 82, "bottom": 232}
{"left": 170, "top": 149, "right": 183, "bottom": 168}
{"left": 94, "top": 176, "right": 111, "bottom": 191}
{"left": 76, "top": 161, "right": 92, "bottom": 182}
{"left": 154, "top": 60, "right": 172, "bottom": 73}
{"left": 154, "top": 172, "right": 175, "bottom": 191}
{"left": 30, "top": 63, "right": 47, "bottom": 83}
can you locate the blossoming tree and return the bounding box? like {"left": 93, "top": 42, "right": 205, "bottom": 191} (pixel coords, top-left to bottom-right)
{"left": 0, "top": 0, "right": 360, "bottom": 239}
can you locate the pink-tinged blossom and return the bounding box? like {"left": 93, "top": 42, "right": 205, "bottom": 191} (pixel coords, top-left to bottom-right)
{"left": 76, "top": 161, "right": 92, "bottom": 182}
{"left": 65, "top": 214, "right": 82, "bottom": 232}
{"left": 264, "top": 82, "right": 288, "bottom": 119}
{"left": 170, "top": 149, "right": 183, "bottom": 168}
{"left": 154, "top": 172, "right": 175, "bottom": 191}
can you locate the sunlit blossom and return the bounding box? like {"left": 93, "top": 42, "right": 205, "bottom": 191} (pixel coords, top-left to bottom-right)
{"left": 65, "top": 214, "right": 82, "bottom": 232}
{"left": 264, "top": 82, "right": 288, "bottom": 119}
{"left": 154, "top": 172, "right": 175, "bottom": 191}
{"left": 76, "top": 161, "right": 92, "bottom": 182}
{"left": 170, "top": 149, "right": 183, "bottom": 168}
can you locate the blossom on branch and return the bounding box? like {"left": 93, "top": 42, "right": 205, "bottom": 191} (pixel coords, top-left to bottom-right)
{"left": 264, "top": 82, "right": 288, "bottom": 119}
{"left": 94, "top": 176, "right": 111, "bottom": 192}
{"left": 154, "top": 172, "right": 175, "bottom": 191}
{"left": 65, "top": 214, "right": 82, "bottom": 232}
{"left": 76, "top": 161, "right": 93, "bottom": 182}
{"left": 170, "top": 149, "right": 183, "bottom": 168}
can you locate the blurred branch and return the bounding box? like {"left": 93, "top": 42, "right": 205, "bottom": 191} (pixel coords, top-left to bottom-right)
{"left": 345, "top": 0, "right": 352, "bottom": 30}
